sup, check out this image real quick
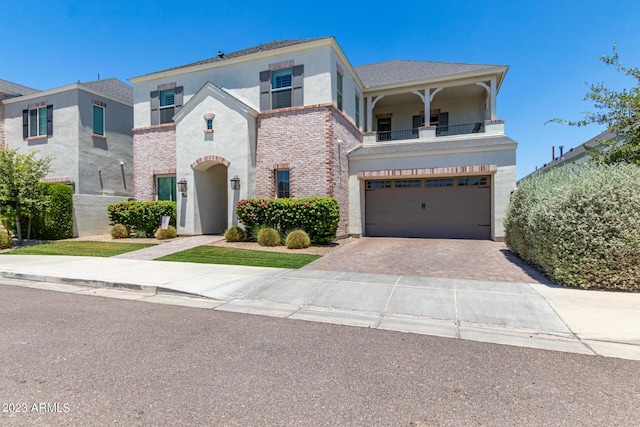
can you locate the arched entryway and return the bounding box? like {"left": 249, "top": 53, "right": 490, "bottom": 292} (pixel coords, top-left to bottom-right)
{"left": 191, "top": 155, "right": 229, "bottom": 235}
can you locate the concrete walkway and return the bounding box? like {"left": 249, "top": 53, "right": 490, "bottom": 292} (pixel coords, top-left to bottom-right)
{"left": 1, "top": 254, "right": 639, "bottom": 361}
{"left": 112, "top": 235, "right": 224, "bottom": 260}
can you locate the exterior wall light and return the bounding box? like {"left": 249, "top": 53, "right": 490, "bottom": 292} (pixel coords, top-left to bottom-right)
{"left": 177, "top": 178, "right": 187, "bottom": 196}
{"left": 230, "top": 175, "right": 240, "bottom": 191}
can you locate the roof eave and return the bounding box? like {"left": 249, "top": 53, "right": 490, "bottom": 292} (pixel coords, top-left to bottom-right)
{"left": 129, "top": 37, "right": 338, "bottom": 84}
{"left": 362, "top": 66, "right": 509, "bottom": 93}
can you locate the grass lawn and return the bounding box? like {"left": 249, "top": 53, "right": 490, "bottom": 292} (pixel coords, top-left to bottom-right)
{"left": 3, "top": 241, "right": 156, "bottom": 257}
{"left": 156, "top": 246, "right": 321, "bottom": 269}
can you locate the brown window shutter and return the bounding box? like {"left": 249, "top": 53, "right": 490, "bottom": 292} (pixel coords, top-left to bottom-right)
{"left": 46, "top": 105, "right": 53, "bottom": 136}
{"left": 150, "top": 90, "right": 159, "bottom": 125}
{"left": 259, "top": 70, "right": 271, "bottom": 111}
{"left": 292, "top": 65, "right": 304, "bottom": 107}
{"left": 174, "top": 86, "right": 183, "bottom": 112}
{"left": 22, "top": 109, "right": 28, "bottom": 139}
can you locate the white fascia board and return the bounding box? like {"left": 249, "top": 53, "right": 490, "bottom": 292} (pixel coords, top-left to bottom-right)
{"left": 362, "top": 67, "right": 509, "bottom": 96}
{"left": 2, "top": 84, "right": 132, "bottom": 107}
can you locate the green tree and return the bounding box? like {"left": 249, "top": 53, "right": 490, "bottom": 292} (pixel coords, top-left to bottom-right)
{"left": 0, "top": 148, "right": 52, "bottom": 241}
{"left": 549, "top": 45, "right": 640, "bottom": 165}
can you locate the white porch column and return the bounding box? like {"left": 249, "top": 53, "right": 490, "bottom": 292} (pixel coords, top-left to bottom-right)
{"left": 490, "top": 76, "right": 497, "bottom": 120}
{"left": 366, "top": 95, "right": 384, "bottom": 132}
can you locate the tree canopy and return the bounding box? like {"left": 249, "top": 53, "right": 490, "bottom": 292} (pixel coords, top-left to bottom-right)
{"left": 0, "top": 148, "right": 52, "bottom": 241}
{"left": 549, "top": 45, "right": 640, "bottom": 165}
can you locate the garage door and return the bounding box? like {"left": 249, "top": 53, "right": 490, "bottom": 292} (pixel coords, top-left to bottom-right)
{"left": 365, "top": 176, "right": 491, "bottom": 239}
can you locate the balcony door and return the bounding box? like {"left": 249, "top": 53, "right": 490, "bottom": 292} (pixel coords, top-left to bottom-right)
{"left": 377, "top": 117, "right": 391, "bottom": 141}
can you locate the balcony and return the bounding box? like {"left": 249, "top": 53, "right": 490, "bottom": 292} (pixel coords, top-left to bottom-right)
{"left": 364, "top": 120, "right": 504, "bottom": 145}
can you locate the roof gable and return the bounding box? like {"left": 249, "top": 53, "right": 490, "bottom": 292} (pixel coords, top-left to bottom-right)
{"left": 0, "top": 78, "right": 40, "bottom": 100}
{"left": 173, "top": 81, "right": 258, "bottom": 123}
{"left": 80, "top": 78, "right": 133, "bottom": 104}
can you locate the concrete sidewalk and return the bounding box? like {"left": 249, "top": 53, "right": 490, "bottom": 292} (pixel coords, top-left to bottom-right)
{"left": 1, "top": 254, "right": 639, "bottom": 361}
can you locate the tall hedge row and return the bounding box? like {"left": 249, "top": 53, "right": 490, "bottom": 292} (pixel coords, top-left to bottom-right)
{"left": 236, "top": 198, "right": 339, "bottom": 244}
{"left": 31, "top": 183, "right": 73, "bottom": 240}
{"left": 504, "top": 164, "right": 640, "bottom": 291}
{"left": 107, "top": 201, "right": 176, "bottom": 237}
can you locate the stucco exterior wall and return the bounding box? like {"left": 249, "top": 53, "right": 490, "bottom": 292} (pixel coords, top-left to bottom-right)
{"left": 330, "top": 108, "right": 362, "bottom": 236}
{"left": 72, "top": 194, "right": 130, "bottom": 236}
{"left": 133, "top": 124, "right": 176, "bottom": 201}
{"left": 133, "top": 46, "right": 336, "bottom": 129}
{"left": 77, "top": 90, "right": 133, "bottom": 196}
{"left": 3, "top": 90, "right": 80, "bottom": 185}
{"left": 174, "top": 85, "right": 257, "bottom": 235}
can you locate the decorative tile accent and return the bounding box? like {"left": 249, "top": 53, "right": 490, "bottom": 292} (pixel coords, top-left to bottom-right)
{"left": 203, "top": 113, "right": 215, "bottom": 120}
{"left": 375, "top": 113, "right": 392, "bottom": 119}
{"left": 190, "top": 155, "right": 230, "bottom": 169}
{"left": 93, "top": 100, "right": 107, "bottom": 108}
{"left": 269, "top": 60, "right": 294, "bottom": 71}
{"left": 357, "top": 165, "right": 498, "bottom": 179}
{"left": 28, "top": 101, "right": 47, "bottom": 109}
{"left": 157, "top": 82, "right": 176, "bottom": 91}
{"left": 41, "top": 176, "right": 72, "bottom": 183}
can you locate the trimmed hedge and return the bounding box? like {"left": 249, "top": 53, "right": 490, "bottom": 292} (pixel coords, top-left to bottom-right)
{"left": 31, "top": 183, "right": 73, "bottom": 240}
{"left": 505, "top": 163, "right": 640, "bottom": 291}
{"left": 107, "top": 201, "right": 176, "bottom": 237}
{"left": 236, "top": 197, "right": 339, "bottom": 244}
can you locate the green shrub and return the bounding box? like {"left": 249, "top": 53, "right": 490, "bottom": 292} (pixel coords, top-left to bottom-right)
{"left": 0, "top": 225, "right": 11, "bottom": 249}
{"left": 224, "top": 226, "right": 245, "bottom": 242}
{"left": 31, "top": 183, "right": 73, "bottom": 240}
{"left": 236, "top": 197, "right": 339, "bottom": 244}
{"left": 110, "top": 224, "right": 129, "bottom": 239}
{"left": 285, "top": 229, "right": 311, "bottom": 249}
{"left": 155, "top": 225, "right": 177, "bottom": 240}
{"left": 257, "top": 227, "right": 280, "bottom": 247}
{"left": 505, "top": 163, "right": 640, "bottom": 291}
{"left": 107, "top": 201, "right": 176, "bottom": 237}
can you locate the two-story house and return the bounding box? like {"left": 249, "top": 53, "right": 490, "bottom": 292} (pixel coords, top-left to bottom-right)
{"left": 130, "top": 37, "right": 517, "bottom": 240}
{"left": 0, "top": 78, "right": 134, "bottom": 236}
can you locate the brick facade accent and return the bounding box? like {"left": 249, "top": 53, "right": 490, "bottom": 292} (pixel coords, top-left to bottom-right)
{"left": 133, "top": 123, "right": 176, "bottom": 201}
{"left": 191, "top": 154, "right": 230, "bottom": 170}
{"left": 256, "top": 103, "right": 362, "bottom": 236}
{"left": 357, "top": 164, "right": 498, "bottom": 179}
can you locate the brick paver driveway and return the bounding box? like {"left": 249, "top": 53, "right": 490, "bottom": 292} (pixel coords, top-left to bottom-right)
{"left": 305, "top": 238, "right": 549, "bottom": 284}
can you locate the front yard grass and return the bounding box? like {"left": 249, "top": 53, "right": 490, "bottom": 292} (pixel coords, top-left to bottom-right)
{"left": 156, "top": 246, "right": 320, "bottom": 269}
{"left": 3, "top": 241, "right": 155, "bottom": 257}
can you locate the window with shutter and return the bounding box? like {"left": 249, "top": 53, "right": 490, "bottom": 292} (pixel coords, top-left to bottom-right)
{"left": 93, "top": 105, "right": 105, "bottom": 136}
{"left": 150, "top": 86, "right": 182, "bottom": 125}
{"left": 259, "top": 65, "right": 303, "bottom": 111}
{"left": 24, "top": 106, "right": 48, "bottom": 137}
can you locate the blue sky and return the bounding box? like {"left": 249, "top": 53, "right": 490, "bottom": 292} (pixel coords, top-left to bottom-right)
{"left": 2, "top": 0, "right": 639, "bottom": 179}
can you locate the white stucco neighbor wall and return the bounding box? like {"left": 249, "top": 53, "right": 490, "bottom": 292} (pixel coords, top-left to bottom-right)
{"left": 174, "top": 83, "right": 257, "bottom": 235}
{"left": 133, "top": 46, "right": 336, "bottom": 129}
{"left": 348, "top": 146, "right": 516, "bottom": 240}
{"left": 4, "top": 90, "right": 80, "bottom": 185}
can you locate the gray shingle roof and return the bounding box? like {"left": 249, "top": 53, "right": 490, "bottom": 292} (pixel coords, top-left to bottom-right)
{"left": 0, "top": 79, "right": 40, "bottom": 100}
{"left": 135, "top": 37, "right": 332, "bottom": 78}
{"left": 80, "top": 78, "right": 133, "bottom": 104}
{"left": 349, "top": 135, "right": 518, "bottom": 157}
{"left": 355, "top": 60, "right": 507, "bottom": 88}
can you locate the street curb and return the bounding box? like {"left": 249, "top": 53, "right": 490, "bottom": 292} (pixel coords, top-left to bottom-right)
{"left": 1, "top": 271, "right": 157, "bottom": 294}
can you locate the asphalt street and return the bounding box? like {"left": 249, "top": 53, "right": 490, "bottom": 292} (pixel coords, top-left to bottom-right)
{"left": 1, "top": 283, "right": 639, "bottom": 426}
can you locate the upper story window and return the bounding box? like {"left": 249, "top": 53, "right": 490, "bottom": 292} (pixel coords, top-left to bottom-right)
{"left": 259, "top": 64, "right": 304, "bottom": 111}
{"left": 271, "top": 68, "right": 293, "bottom": 109}
{"left": 93, "top": 104, "right": 105, "bottom": 136}
{"left": 336, "top": 71, "right": 343, "bottom": 111}
{"left": 355, "top": 94, "right": 360, "bottom": 128}
{"left": 22, "top": 104, "right": 52, "bottom": 139}
{"left": 150, "top": 84, "right": 183, "bottom": 125}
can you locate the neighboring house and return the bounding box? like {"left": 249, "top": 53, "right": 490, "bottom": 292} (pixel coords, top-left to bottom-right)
{"left": 0, "top": 78, "right": 134, "bottom": 235}
{"left": 130, "top": 37, "right": 517, "bottom": 240}
{"left": 519, "top": 131, "right": 616, "bottom": 182}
